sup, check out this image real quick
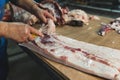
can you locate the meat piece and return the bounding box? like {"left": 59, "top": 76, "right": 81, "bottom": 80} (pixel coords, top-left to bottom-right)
{"left": 63, "top": 9, "right": 89, "bottom": 25}
{"left": 41, "top": 19, "right": 56, "bottom": 35}
{"left": 110, "top": 19, "right": 120, "bottom": 33}
{"left": 98, "top": 23, "right": 112, "bottom": 36}
{"left": 20, "top": 35, "right": 120, "bottom": 80}
{"left": 98, "top": 17, "right": 120, "bottom": 36}
{"left": 63, "top": 9, "right": 100, "bottom": 26}
{"left": 9, "top": 3, "right": 38, "bottom": 25}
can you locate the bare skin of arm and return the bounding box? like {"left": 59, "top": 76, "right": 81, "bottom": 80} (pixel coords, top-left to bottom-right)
{"left": 10, "top": 0, "right": 56, "bottom": 23}
{"left": 0, "top": 0, "right": 56, "bottom": 43}
{"left": 0, "top": 21, "right": 43, "bottom": 43}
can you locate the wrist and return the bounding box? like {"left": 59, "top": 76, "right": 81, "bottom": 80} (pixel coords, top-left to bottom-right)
{"left": 31, "top": 3, "right": 42, "bottom": 16}
{"left": 0, "top": 22, "right": 9, "bottom": 37}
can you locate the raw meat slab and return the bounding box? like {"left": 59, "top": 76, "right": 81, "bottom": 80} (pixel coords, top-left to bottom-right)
{"left": 20, "top": 35, "right": 120, "bottom": 80}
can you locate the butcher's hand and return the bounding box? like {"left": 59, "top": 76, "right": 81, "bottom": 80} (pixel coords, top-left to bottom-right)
{"left": 0, "top": 22, "right": 43, "bottom": 43}
{"left": 34, "top": 7, "right": 56, "bottom": 23}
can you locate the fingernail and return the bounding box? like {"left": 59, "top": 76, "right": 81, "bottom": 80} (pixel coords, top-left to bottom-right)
{"left": 54, "top": 18, "right": 57, "bottom": 22}
{"left": 42, "top": 34, "right": 44, "bottom": 37}
{"left": 44, "top": 19, "right": 47, "bottom": 23}
{"left": 39, "top": 33, "right": 44, "bottom": 37}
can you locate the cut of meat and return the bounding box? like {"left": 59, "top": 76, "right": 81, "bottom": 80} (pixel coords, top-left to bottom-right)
{"left": 20, "top": 35, "right": 120, "bottom": 80}
{"left": 64, "top": 9, "right": 89, "bottom": 25}
{"left": 40, "top": 19, "right": 56, "bottom": 35}
{"left": 98, "top": 17, "right": 120, "bottom": 36}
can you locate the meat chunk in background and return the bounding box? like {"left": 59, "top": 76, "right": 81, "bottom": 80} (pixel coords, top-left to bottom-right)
{"left": 98, "top": 17, "right": 120, "bottom": 36}
{"left": 66, "top": 9, "right": 89, "bottom": 24}
{"left": 111, "top": 17, "right": 120, "bottom": 33}
{"left": 63, "top": 9, "right": 89, "bottom": 26}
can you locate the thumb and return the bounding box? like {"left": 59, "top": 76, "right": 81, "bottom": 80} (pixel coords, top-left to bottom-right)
{"left": 44, "top": 11, "right": 56, "bottom": 22}
{"left": 40, "top": 14, "right": 47, "bottom": 23}
{"left": 29, "top": 27, "right": 44, "bottom": 37}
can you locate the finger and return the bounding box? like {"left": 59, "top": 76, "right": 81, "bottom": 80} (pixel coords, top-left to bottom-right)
{"left": 38, "top": 13, "right": 47, "bottom": 23}
{"left": 44, "top": 11, "right": 56, "bottom": 22}
{"left": 28, "top": 33, "right": 34, "bottom": 41}
{"left": 29, "top": 27, "right": 44, "bottom": 37}
{"left": 21, "top": 36, "right": 29, "bottom": 43}
{"left": 24, "top": 39, "right": 29, "bottom": 43}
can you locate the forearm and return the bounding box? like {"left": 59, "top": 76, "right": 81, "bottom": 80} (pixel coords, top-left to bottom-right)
{"left": 0, "top": 22, "right": 8, "bottom": 37}
{"left": 10, "top": 0, "right": 55, "bottom": 23}
{"left": 10, "top": 0, "right": 39, "bottom": 15}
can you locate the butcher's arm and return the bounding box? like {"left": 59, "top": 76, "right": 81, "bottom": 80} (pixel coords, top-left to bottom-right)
{"left": 10, "top": 0, "right": 38, "bottom": 16}
{"left": 9, "top": 0, "right": 55, "bottom": 23}
{"left": 0, "top": 22, "right": 8, "bottom": 37}
{"left": 0, "top": 21, "right": 43, "bottom": 42}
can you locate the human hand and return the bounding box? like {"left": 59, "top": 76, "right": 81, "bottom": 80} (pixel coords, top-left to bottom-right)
{"left": 4, "top": 22, "right": 43, "bottom": 43}
{"left": 34, "top": 7, "right": 56, "bottom": 23}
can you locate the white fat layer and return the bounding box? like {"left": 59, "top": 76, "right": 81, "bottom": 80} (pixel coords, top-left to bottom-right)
{"left": 35, "top": 36, "right": 120, "bottom": 79}
{"left": 67, "top": 9, "right": 89, "bottom": 24}
{"left": 57, "top": 35, "right": 120, "bottom": 69}
{"left": 35, "top": 36, "right": 120, "bottom": 69}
